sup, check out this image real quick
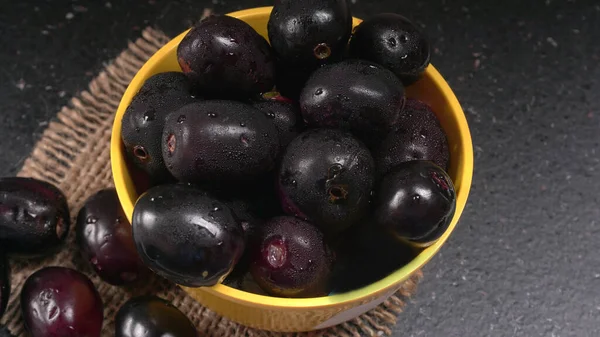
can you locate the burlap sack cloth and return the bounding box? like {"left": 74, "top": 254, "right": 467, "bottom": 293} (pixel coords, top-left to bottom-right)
{"left": 1, "top": 27, "right": 423, "bottom": 337}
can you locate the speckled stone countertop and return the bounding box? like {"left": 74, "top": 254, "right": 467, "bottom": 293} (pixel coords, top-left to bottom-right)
{"left": 1, "top": 0, "right": 599, "bottom": 336}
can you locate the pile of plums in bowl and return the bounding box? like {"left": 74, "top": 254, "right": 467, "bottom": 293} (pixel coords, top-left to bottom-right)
{"left": 119, "top": 3, "right": 456, "bottom": 299}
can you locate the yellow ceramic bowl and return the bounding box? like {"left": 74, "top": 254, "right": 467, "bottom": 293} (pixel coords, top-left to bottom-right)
{"left": 110, "top": 6, "right": 473, "bottom": 332}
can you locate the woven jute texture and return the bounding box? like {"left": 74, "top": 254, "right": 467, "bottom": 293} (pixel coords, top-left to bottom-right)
{"left": 2, "top": 27, "right": 423, "bottom": 337}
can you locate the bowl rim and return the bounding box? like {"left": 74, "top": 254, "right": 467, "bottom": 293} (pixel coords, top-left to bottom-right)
{"left": 110, "top": 6, "right": 474, "bottom": 309}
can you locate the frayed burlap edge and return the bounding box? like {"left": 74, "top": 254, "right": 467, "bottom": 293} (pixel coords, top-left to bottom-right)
{"left": 3, "top": 26, "right": 423, "bottom": 337}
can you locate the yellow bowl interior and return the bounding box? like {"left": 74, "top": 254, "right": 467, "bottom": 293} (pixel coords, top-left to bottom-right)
{"left": 110, "top": 6, "right": 473, "bottom": 311}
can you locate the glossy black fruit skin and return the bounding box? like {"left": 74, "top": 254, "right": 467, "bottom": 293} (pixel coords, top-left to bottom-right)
{"left": 132, "top": 183, "right": 245, "bottom": 287}
{"left": 299, "top": 59, "right": 406, "bottom": 147}
{"left": 374, "top": 99, "right": 449, "bottom": 176}
{"left": 268, "top": 0, "right": 352, "bottom": 69}
{"left": 0, "top": 254, "right": 10, "bottom": 319}
{"left": 162, "top": 101, "right": 280, "bottom": 185}
{"left": 349, "top": 13, "right": 431, "bottom": 86}
{"left": 0, "top": 177, "right": 69, "bottom": 256}
{"left": 277, "top": 129, "right": 375, "bottom": 236}
{"left": 250, "top": 216, "right": 334, "bottom": 298}
{"left": 252, "top": 99, "right": 303, "bottom": 149}
{"left": 330, "top": 223, "right": 417, "bottom": 294}
{"left": 374, "top": 160, "right": 456, "bottom": 246}
{"left": 21, "top": 267, "right": 103, "bottom": 337}
{"left": 177, "top": 15, "right": 275, "bottom": 99}
{"left": 76, "top": 188, "right": 148, "bottom": 286}
{"left": 115, "top": 296, "right": 197, "bottom": 337}
{"left": 121, "top": 72, "right": 196, "bottom": 184}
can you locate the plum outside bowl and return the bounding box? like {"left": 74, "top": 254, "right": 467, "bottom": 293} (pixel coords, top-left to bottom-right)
{"left": 110, "top": 6, "right": 474, "bottom": 332}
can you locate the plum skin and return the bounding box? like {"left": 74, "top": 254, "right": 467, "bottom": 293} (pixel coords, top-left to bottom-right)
{"left": 277, "top": 128, "right": 375, "bottom": 236}
{"left": 373, "top": 160, "right": 456, "bottom": 246}
{"left": 132, "top": 183, "right": 245, "bottom": 287}
{"left": 299, "top": 59, "right": 406, "bottom": 148}
{"left": 374, "top": 98, "right": 450, "bottom": 176}
{"left": 0, "top": 177, "right": 69, "bottom": 257}
{"left": 267, "top": 0, "right": 352, "bottom": 68}
{"left": 161, "top": 100, "right": 280, "bottom": 185}
{"left": 114, "top": 296, "right": 197, "bottom": 337}
{"left": 249, "top": 216, "right": 334, "bottom": 298}
{"left": 76, "top": 188, "right": 149, "bottom": 286}
{"left": 177, "top": 15, "right": 275, "bottom": 99}
{"left": 349, "top": 13, "right": 431, "bottom": 85}
{"left": 20, "top": 267, "right": 104, "bottom": 337}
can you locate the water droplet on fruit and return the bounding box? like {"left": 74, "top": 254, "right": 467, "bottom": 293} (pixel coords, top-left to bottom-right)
{"left": 208, "top": 112, "right": 217, "bottom": 118}
{"left": 86, "top": 216, "right": 97, "bottom": 224}
{"left": 143, "top": 109, "right": 155, "bottom": 122}
{"left": 177, "top": 115, "right": 186, "bottom": 123}
{"left": 401, "top": 54, "right": 408, "bottom": 59}
{"left": 150, "top": 198, "right": 155, "bottom": 202}
{"left": 263, "top": 133, "right": 268, "bottom": 137}
{"left": 240, "top": 122, "right": 246, "bottom": 127}
{"left": 400, "top": 34, "right": 408, "bottom": 43}
{"left": 213, "top": 206, "right": 221, "bottom": 212}
{"left": 315, "top": 88, "right": 323, "bottom": 95}
{"left": 266, "top": 112, "right": 276, "bottom": 119}
{"left": 134, "top": 127, "right": 140, "bottom": 133}
{"left": 229, "top": 37, "right": 236, "bottom": 43}
{"left": 217, "top": 241, "right": 223, "bottom": 246}
{"left": 412, "top": 195, "right": 421, "bottom": 201}
{"left": 291, "top": 180, "right": 297, "bottom": 187}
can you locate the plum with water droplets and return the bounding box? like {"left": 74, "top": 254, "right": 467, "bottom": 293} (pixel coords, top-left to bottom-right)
{"left": 132, "top": 183, "right": 245, "bottom": 287}
{"left": 373, "top": 160, "right": 456, "bottom": 246}
{"left": 252, "top": 94, "right": 304, "bottom": 149}
{"left": 161, "top": 100, "right": 280, "bottom": 186}
{"left": 115, "top": 296, "right": 197, "bottom": 337}
{"left": 268, "top": 0, "right": 352, "bottom": 69}
{"left": 374, "top": 98, "right": 449, "bottom": 176}
{"left": 20, "top": 267, "right": 103, "bottom": 337}
{"left": 349, "top": 13, "right": 431, "bottom": 85}
{"left": 277, "top": 129, "right": 375, "bottom": 236}
{"left": 121, "top": 72, "right": 196, "bottom": 184}
{"left": 76, "top": 188, "right": 149, "bottom": 285}
{"left": 177, "top": 15, "right": 275, "bottom": 99}
{"left": 0, "top": 177, "right": 69, "bottom": 257}
{"left": 299, "top": 59, "right": 406, "bottom": 148}
{"left": 250, "top": 216, "right": 334, "bottom": 298}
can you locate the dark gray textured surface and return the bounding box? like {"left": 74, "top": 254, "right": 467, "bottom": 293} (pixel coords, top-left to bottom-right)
{"left": 1, "top": 0, "right": 599, "bottom": 336}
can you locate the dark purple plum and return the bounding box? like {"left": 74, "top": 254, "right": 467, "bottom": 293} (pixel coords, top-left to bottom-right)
{"left": 374, "top": 160, "right": 456, "bottom": 246}
{"left": 349, "top": 13, "right": 431, "bottom": 86}
{"left": 121, "top": 72, "right": 196, "bottom": 184}
{"left": 299, "top": 59, "right": 406, "bottom": 148}
{"left": 161, "top": 101, "right": 280, "bottom": 186}
{"left": 330, "top": 223, "right": 418, "bottom": 294}
{"left": 132, "top": 183, "right": 245, "bottom": 287}
{"left": 21, "top": 267, "right": 103, "bottom": 337}
{"left": 267, "top": 0, "right": 352, "bottom": 69}
{"left": 0, "top": 254, "right": 9, "bottom": 319}
{"left": 115, "top": 296, "right": 197, "bottom": 337}
{"left": 374, "top": 98, "right": 449, "bottom": 176}
{"left": 76, "top": 188, "right": 149, "bottom": 286}
{"left": 252, "top": 97, "right": 304, "bottom": 149}
{"left": 177, "top": 15, "right": 275, "bottom": 99}
{"left": 277, "top": 129, "right": 375, "bottom": 236}
{"left": 250, "top": 216, "right": 334, "bottom": 298}
{"left": 0, "top": 177, "right": 69, "bottom": 257}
